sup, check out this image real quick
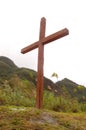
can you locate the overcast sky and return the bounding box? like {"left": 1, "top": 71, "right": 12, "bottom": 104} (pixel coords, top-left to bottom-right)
{"left": 0, "top": 0, "right": 86, "bottom": 86}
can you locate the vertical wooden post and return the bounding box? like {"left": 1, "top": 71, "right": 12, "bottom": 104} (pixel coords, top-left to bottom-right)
{"left": 36, "top": 17, "right": 46, "bottom": 108}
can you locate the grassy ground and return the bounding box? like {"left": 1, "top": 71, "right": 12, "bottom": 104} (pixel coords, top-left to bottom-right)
{"left": 0, "top": 106, "right": 86, "bottom": 130}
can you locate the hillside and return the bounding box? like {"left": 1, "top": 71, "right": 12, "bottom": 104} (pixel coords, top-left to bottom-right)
{"left": 55, "top": 78, "right": 86, "bottom": 102}
{"left": 0, "top": 56, "right": 54, "bottom": 87}
{"left": 0, "top": 56, "right": 86, "bottom": 112}
{"left": 0, "top": 56, "right": 17, "bottom": 68}
{"left": 0, "top": 56, "right": 55, "bottom": 107}
{"left": 0, "top": 56, "right": 17, "bottom": 78}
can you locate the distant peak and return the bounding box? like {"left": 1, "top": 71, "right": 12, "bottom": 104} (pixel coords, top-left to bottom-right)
{"left": 0, "top": 56, "right": 17, "bottom": 68}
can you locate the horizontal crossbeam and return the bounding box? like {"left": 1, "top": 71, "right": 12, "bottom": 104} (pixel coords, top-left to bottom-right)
{"left": 21, "top": 28, "right": 69, "bottom": 54}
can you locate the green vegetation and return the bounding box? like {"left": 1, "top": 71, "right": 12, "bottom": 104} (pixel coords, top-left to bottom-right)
{"left": 0, "top": 78, "right": 86, "bottom": 112}
{"left": 0, "top": 75, "right": 36, "bottom": 107}
{"left": 43, "top": 90, "right": 86, "bottom": 112}
{"left": 0, "top": 56, "right": 86, "bottom": 129}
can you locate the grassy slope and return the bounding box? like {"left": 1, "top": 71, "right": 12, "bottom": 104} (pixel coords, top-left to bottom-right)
{"left": 0, "top": 106, "right": 86, "bottom": 130}
{"left": 0, "top": 56, "right": 86, "bottom": 103}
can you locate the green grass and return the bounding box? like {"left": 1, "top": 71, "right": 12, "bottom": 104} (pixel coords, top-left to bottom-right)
{"left": 0, "top": 106, "right": 86, "bottom": 130}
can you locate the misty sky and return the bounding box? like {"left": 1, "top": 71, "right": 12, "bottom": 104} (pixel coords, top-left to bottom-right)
{"left": 0, "top": 0, "right": 86, "bottom": 86}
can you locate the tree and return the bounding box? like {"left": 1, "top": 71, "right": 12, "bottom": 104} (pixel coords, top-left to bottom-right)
{"left": 51, "top": 72, "right": 58, "bottom": 82}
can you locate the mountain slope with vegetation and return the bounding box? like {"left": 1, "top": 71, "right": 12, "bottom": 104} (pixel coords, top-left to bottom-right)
{"left": 0, "top": 56, "right": 86, "bottom": 112}
{"left": 55, "top": 78, "right": 86, "bottom": 102}
{"left": 0, "top": 56, "right": 54, "bottom": 87}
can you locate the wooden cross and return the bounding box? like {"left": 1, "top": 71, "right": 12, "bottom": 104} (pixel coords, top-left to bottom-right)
{"left": 21, "top": 17, "right": 69, "bottom": 109}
